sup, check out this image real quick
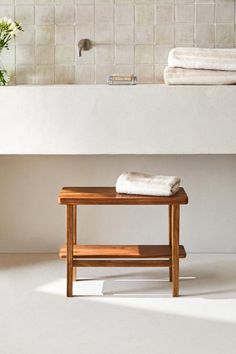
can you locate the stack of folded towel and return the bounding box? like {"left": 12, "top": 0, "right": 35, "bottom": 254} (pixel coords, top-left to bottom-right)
{"left": 116, "top": 172, "right": 181, "bottom": 197}
{"left": 164, "top": 47, "right": 236, "bottom": 85}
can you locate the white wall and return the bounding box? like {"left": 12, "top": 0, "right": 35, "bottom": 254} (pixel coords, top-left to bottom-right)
{"left": 2, "top": 85, "right": 236, "bottom": 154}
{"left": 0, "top": 155, "right": 235, "bottom": 253}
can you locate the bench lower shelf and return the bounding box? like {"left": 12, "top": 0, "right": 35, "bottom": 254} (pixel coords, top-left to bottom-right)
{"left": 59, "top": 244, "right": 186, "bottom": 260}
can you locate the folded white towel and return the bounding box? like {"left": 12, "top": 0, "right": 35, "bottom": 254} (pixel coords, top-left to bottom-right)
{"left": 116, "top": 172, "right": 181, "bottom": 197}
{"left": 168, "top": 47, "right": 236, "bottom": 71}
{"left": 164, "top": 66, "right": 236, "bottom": 85}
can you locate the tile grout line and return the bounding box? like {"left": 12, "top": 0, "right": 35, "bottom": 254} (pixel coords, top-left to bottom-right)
{"left": 54, "top": 0, "right": 56, "bottom": 84}
{"left": 194, "top": 0, "right": 196, "bottom": 47}
{"left": 14, "top": 0, "right": 16, "bottom": 84}
{"left": 214, "top": 0, "right": 216, "bottom": 48}
{"left": 73, "top": 0, "right": 76, "bottom": 84}
{"left": 33, "top": 0, "right": 36, "bottom": 84}
{"left": 94, "top": 0, "right": 96, "bottom": 84}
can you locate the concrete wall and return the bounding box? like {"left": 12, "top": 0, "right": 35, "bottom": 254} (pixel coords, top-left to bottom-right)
{"left": 0, "top": 155, "right": 235, "bottom": 253}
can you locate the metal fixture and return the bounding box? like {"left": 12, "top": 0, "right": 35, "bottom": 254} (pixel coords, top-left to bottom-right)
{"left": 78, "top": 39, "right": 92, "bottom": 57}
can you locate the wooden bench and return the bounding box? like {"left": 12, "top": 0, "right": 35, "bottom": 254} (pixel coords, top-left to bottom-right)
{"left": 58, "top": 187, "right": 188, "bottom": 297}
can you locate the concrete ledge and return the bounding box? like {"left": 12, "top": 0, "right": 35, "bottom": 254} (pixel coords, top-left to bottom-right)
{"left": 1, "top": 84, "right": 236, "bottom": 154}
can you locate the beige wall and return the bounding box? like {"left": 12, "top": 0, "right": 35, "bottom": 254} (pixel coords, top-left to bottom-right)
{"left": 0, "top": 155, "right": 236, "bottom": 253}
{"left": 1, "top": 0, "right": 236, "bottom": 84}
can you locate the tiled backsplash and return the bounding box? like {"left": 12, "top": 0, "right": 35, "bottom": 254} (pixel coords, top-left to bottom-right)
{"left": 0, "top": 0, "right": 236, "bottom": 84}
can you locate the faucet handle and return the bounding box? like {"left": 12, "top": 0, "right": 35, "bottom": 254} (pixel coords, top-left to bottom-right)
{"left": 78, "top": 39, "right": 92, "bottom": 57}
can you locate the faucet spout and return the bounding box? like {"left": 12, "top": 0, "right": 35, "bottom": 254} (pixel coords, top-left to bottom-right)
{"left": 78, "top": 39, "right": 92, "bottom": 57}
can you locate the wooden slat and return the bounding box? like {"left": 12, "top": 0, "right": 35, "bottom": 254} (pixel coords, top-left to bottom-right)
{"left": 58, "top": 187, "right": 188, "bottom": 205}
{"left": 66, "top": 205, "right": 74, "bottom": 297}
{"left": 168, "top": 205, "right": 173, "bottom": 282}
{"left": 172, "top": 204, "right": 180, "bottom": 297}
{"left": 59, "top": 244, "right": 186, "bottom": 259}
{"left": 72, "top": 205, "right": 77, "bottom": 282}
{"left": 73, "top": 260, "right": 170, "bottom": 267}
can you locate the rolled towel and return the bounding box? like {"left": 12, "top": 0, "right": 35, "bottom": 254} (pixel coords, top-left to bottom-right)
{"left": 168, "top": 47, "right": 236, "bottom": 71}
{"left": 164, "top": 66, "right": 236, "bottom": 85}
{"left": 116, "top": 172, "right": 181, "bottom": 197}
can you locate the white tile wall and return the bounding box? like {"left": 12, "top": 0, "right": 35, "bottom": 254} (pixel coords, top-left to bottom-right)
{"left": 0, "top": 0, "right": 236, "bottom": 84}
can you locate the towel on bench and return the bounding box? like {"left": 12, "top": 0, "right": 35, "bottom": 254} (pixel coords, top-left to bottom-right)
{"left": 164, "top": 66, "right": 236, "bottom": 85}
{"left": 116, "top": 172, "right": 181, "bottom": 197}
{"left": 168, "top": 47, "right": 236, "bottom": 71}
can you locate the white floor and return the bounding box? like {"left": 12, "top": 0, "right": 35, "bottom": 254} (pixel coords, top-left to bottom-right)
{"left": 1, "top": 254, "right": 236, "bottom": 354}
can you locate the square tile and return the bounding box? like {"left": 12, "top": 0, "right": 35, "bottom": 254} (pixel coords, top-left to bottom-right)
{"left": 155, "top": 64, "right": 165, "bottom": 84}
{"left": 135, "top": 44, "right": 153, "bottom": 64}
{"left": 115, "top": 64, "right": 134, "bottom": 74}
{"left": 216, "top": 3, "right": 234, "bottom": 23}
{"left": 16, "top": 25, "right": 34, "bottom": 45}
{"left": 135, "top": 25, "right": 154, "bottom": 44}
{"left": 0, "top": 5, "right": 14, "bottom": 18}
{"left": 96, "top": 45, "right": 114, "bottom": 64}
{"left": 75, "top": 25, "right": 95, "bottom": 42}
{"left": 56, "top": 25, "right": 75, "bottom": 45}
{"left": 155, "top": 4, "right": 174, "bottom": 24}
{"left": 35, "top": 0, "right": 54, "bottom": 4}
{"left": 175, "top": 23, "right": 194, "bottom": 45}
{"left": 95, "top": 5, "right": 113, "bottom": 23}
{"left": 36, "top": 65, "right": 54, "bottom": 84}
{"left": 195, "top": 24, "right": 215, "bottom": 46}
{"left": 55, "top": 5, "right": 75, "bottom": 24}
{"left": 76, "top": 5, "right": 94, "bottom": 24}
{"left": 95, "top": 23, "right": 114, "bottom": 43}
{"left": 115, "top": 0, "right": 133, "bottom": 3}
{"left": 175, "top": 4, "right": 194, "bottom": 23}
{"left": 116, "top": 45, "right": 134, "bottom": 64}
{"left": 155, "top": 24, "right": 174, "bottom": 45}
{"left": 35, "top": 45, "right": 55, "bottom": 64}
{"left": 155, "top": 45, "right": 172, "bottom": 64}
{"left": 15, "top": 5, "right": 34, "bottom": 24}
{"left": 55, "top": 65, "right": 75, "bottom": 84}
{"left": 35, "top": 5, "right": 54, "bottom": 24}
{"left": 196, "top": 4, "right": 214, "bottom": 24}
{"left": 16, "top": 0, "right": 34, "bottom": 5}
{"left": 55, "top": 45, "right": 75, "bottom": 64}
{"left": 0, "top": 0, "right": 14, "bottom": 4}
{"left": 75, "top": 65, "right": 95, "bottom": 84}
{"left": 76, "top": 0, "right": 94, "bottom": 3}
{"left": 96, "top": 0, "right": 113, "bottom": 4}
{"left": 16, "top": 64, "right": 34, "bottom": 84}
{"left": 115, "top": 5, "right": 134, "bottom": 24}
{"left": 115, "top": 25, "right": 134, "bottom": 44}
{"left": 56, "top": 0, "right": 74, "bottom": 4}
{"left": 135, "top": 5, "right": 153, "bottom": 25}
{"left": 35, "top": 25, "right": 55, "bottom": 45}
{"left": 95, "top": 64, "right": 115, "bottom": 83}
{"left": 16, "top": 45, "right": 34, "bottom": 65}
{"left": 135, "top": 64, "right": 154, "bottom": 84}
{"left": 216, "top": 24, "right": 234, "bottom": 47}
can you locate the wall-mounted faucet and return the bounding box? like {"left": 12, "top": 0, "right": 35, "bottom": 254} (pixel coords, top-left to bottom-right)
{"left": 78, "top": 39, "right": 92, "bottom": 57}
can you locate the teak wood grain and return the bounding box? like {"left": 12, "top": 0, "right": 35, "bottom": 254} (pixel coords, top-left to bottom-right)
{"left": 58, "top": 186, "right": 188, "bottom": 297}
{"left": 73, "top": 260, "right": 171, "bottom": 267}
{"left": 59, "top": 244, "right": 186, "bottom": 259}
{"left": 58, "top": 187, "right": 188, "bottom": 205}
{"left": 72, "top": 205, "right": 77, "bottom": 281}
{"left": 171, "top": 204, "right": 180, "bottom": 297}
{"left": 66, "top": 205, "right": 74, "bottom": 297}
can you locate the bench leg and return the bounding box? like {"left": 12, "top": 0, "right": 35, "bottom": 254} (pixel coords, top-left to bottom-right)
{"left": 171, "top": 204, "right": 180, "bottom": 297}
{"left": 67, "top": 205, "right": 74, "bottom": 297}
{"left": 72, "top": 205, "right": 77, "bottom": 281}
{"left": 168, "top": 205, "right": 172, "bottom": 282}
